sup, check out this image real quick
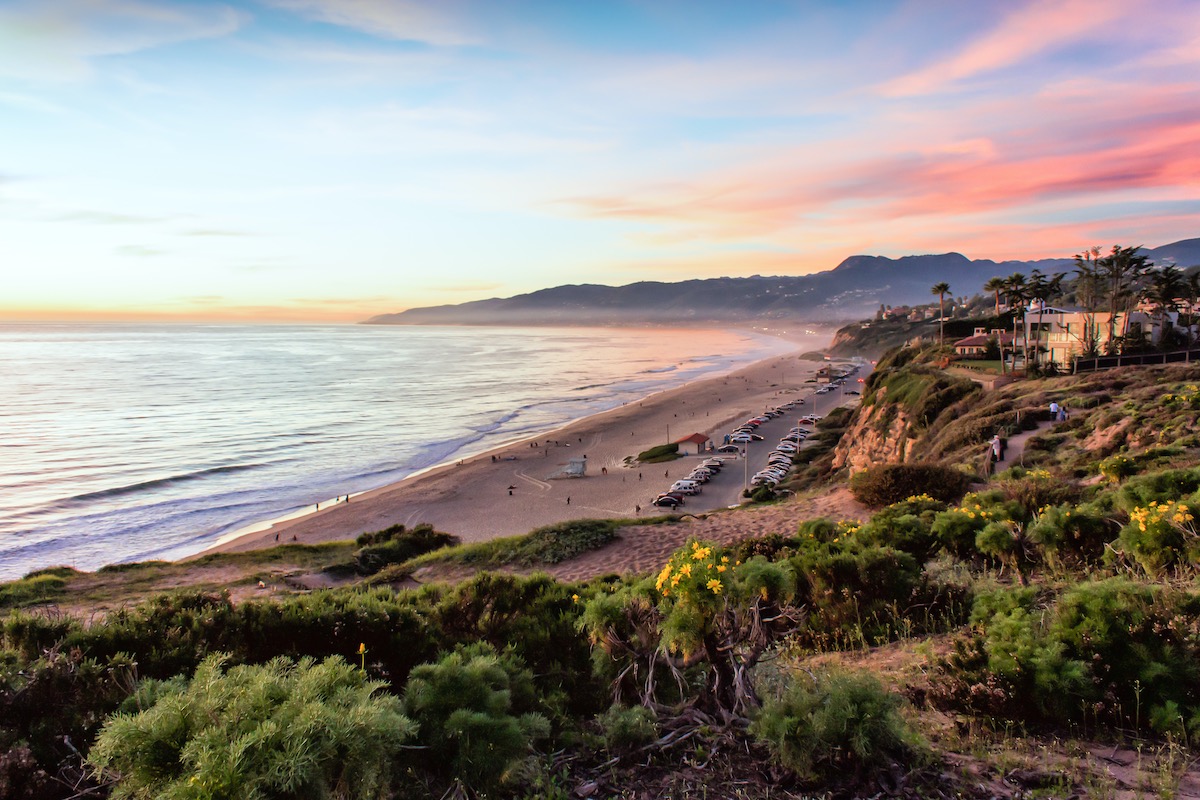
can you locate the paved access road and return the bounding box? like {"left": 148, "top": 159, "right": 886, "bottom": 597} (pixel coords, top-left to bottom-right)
{"left": 656, "top": 381, "right": 862, "bottom": 513}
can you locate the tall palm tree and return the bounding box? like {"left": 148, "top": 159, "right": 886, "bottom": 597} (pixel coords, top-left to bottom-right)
{"left": 1073, "top": 247, "right": 1103, "bottom": 358}
{"left": 1097, "top": 245, "right": 1150, "bottom": 354}
{"left": 1144, "top": 265, "right": 1187, "bottom": 350}
{"left": 1003, "top": 273, "right": 1028, "bottom": 370}
{"left": 931, "top": 282, "right": 951, "bottom": 346}
{"left": 983, "top": 276, "right": 1006, "bottom": 316}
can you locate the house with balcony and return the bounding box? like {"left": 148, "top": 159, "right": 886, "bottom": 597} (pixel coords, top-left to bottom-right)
{"left": 1022, "top": 304, "right": 1170, "bottom": 365}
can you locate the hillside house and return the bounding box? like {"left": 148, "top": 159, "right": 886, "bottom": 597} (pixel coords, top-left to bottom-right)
{"left": 1022, "top": 304, "right": 1172, "bottom": 364}
{"left": 953, "top": 328, "right": 1015, "bottom": 357}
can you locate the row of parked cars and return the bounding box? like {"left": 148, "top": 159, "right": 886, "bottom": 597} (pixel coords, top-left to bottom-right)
{"left": 651, "top": 455, "right": 729, "bottom": 508}
{"left": 751, "top": 413, "right": 822, "bottom": 487}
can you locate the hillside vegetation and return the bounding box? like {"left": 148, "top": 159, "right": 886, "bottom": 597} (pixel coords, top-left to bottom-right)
{"left": 6, "top": 350, "right": 1200, "bottom": 798}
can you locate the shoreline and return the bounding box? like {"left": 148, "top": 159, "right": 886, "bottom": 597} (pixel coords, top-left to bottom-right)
{"left": 204, "top": 329, "right": 844, "bottom": 556}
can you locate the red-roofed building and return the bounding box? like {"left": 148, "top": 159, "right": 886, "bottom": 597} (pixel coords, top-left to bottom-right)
{"left": 954, "top": 327, "right": 1015, "bottom": 357}
{"left": 674, "top": 432, "right": 712, "bottom": 456}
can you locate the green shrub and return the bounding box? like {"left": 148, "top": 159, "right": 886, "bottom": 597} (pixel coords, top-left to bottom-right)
{"left": 751, "top": 668, "right": 919, "bottom": 780}
{"left": 401, "top": 644, "right": 549, "bottom": 791}
{"left": 795, "top": 546, "right": 924, "bottom": 647}
{"left": 418, "top": 520, "right": 621, "bottom": 568}
{"left": 1117, "top": 499, "right": 1198, "bottom": 575}
{"left": 935, "top": 578, "right": 1200, "bottom": 733}
{"left": 1099, "top": 453, "right": 1138, "bottom": 483}
{"left": 1027, "top": 503, "right": 1112, "bottom": 569}
{"left": 636, "top": 443, "right": 680, "bottom": 463}
{"left": 1117, "top": 467, "right": 1200, "bottom": 512}
{"left": 853, "top": 495, "right": 946, "bottom": 561}
{"left": 849, "top": 464, "right": 971, "bottom": 508}
{"left": 353, "top": 524, "right": 457, "bottom": 574}
{"left": 595, "top": 704, "right": 657, "bottom": 752}
{"left": 0, "top": 574, "right": 69, "bottom": 609}
{"left": 89, "top": 654, "right": 414, "bottom": 800}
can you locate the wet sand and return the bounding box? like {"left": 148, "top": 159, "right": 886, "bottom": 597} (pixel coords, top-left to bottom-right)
{"left": 208, "top": 343, "right": 853, "bottom": 555}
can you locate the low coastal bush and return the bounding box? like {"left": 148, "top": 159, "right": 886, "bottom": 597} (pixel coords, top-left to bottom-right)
{"left": 596, "top": 704, "right": 657, "bottom": 752}
{"left": 751, "top": 667, "right": 920, "bottom": 781}
{"left": 932, "top": 578, "right": 1200, "bottom": 734}
{"left": 352, "top": 523, "right": 458, "bottom": 575}
{"left": 850, "top": 464, "right": 972, "bottom": 508}
{"left": 401, "top": 644, "right": 549, "bottom": 792}
{"left": 415, "top": 519, "right": 621, "bottom": 568}
{"left": 636, "top": 442, "right": 680, "bottom": 463}
{"left": 90, "top": 654, "right": 414, "bottom": 800}
{"left": 0, "top": 574, "right": 70, "bottom": 610}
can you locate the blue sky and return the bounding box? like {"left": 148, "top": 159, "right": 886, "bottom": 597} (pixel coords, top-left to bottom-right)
{"left": 2, "top": 0, "right": 1198, "bottom": 321}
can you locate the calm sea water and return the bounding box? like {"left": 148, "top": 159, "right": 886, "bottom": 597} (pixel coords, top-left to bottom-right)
{"left": 0, "top": 324, "right": 803, "bottom": 580}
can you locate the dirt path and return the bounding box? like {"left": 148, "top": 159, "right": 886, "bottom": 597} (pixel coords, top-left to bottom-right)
{"left": 995, "top": 420, "right": 1054, "bottom": 470}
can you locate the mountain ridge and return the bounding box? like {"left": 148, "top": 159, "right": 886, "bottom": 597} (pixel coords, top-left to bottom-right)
{"left": 366, "top": 238, "right": 1200, "bottom": 326}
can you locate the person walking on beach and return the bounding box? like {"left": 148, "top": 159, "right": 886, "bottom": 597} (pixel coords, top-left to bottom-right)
{"left": 566, "top": 496, "right": 571, "bottom": 505}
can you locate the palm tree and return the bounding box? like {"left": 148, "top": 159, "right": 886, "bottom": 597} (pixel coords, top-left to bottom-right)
{"left": 931, "top": 282, "right": 950, "bottom": 346}
{"left": 983, "top": 276, "right": 1006, "bottom": 317}
{"left": 1097, "top": 245, "right": 1150, "bottom": 354}
{"left": 1003, "top": 273, "right": 1028, "bottom": 370}
{"left": 1073, "top": 247, "right": 1103, "bottom": 358}
{"left": 1144, "top": 265, "right": 1187, "bottom": 350}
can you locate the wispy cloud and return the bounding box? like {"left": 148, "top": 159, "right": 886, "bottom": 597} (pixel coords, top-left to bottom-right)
{"left": 266, "top": 0, "right": 475, "bottom": 46}
{"left": 58, "top": 209, "right": 168, "bottom": 225}
{"left": 0, "top": 0, "right": 245, "bottom": 82}
{"left": 183, "top": 228, "right": 250, "bottom": 237}
{"left": 116, "top": 244, "right": 166, "bottom": 257}
{"left": 880, "top": 0, "right": 1129, "bottom": 97}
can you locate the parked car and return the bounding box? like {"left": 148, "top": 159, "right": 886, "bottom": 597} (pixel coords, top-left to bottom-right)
{"left": 730, "top": 434, "right": 752, "bottom": 443}
{"left": 716, "top": 444, "right": 741, "bottom": 454}
{"left": 670, "top": 480, "right": 702, "bottom": 494}
{"left": 653, "top": 495, "right": 683, "bottom": 507}
{"left": 749, "top": 433, "right": 765, "bottom": 441}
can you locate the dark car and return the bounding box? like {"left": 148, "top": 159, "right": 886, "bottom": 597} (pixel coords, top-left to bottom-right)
{"left": 653, "top": 494, "right": 683, "bottom": 507}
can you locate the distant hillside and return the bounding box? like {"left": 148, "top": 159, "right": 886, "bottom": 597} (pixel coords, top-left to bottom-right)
{"left": 366, "top": 239, "right": 1198, "bottom": 326}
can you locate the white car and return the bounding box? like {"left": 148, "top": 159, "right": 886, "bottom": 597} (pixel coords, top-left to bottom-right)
{"left": 730, "top": 434, "right": 752, "bottom": 443}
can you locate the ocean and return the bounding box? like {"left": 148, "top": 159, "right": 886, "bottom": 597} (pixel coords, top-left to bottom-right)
{"left": 0, "top": 323, "right": 805, "bottom": 580}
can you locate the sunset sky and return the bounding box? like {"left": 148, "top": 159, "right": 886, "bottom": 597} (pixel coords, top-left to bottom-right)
{"left": 2, "top": 0, "right": 1198, "bottom": 322}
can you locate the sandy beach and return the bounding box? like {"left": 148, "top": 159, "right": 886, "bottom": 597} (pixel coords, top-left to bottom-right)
{"left": 209, "top": 339, "right": 856, "bottom": 555}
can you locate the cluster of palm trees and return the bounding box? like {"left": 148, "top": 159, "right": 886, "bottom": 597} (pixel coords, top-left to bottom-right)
{"left": 933, "top": 245, "right": 1199, "bottom": 371}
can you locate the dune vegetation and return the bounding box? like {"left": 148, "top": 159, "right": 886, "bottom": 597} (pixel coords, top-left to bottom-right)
{"left": 6, "top": 347, "right": 1200, "bottom": 798}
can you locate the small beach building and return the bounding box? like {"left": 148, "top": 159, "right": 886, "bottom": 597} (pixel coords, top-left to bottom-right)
{"left": 674, "top": 433, "right": 712, "bottom": 456}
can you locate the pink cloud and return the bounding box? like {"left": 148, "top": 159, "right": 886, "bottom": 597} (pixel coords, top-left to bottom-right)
{"left": 880, "top": 0, "right": 1131, "bottom": 97}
